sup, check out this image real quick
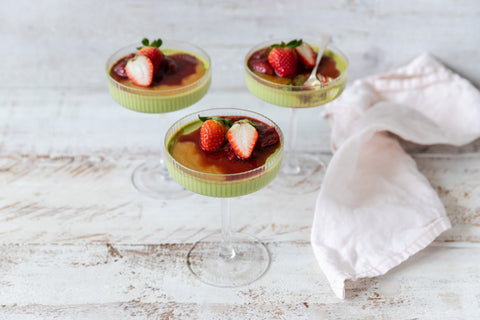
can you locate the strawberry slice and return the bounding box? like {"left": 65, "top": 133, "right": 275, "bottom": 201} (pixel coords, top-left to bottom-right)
{"left": 268, "top": 39, "right": 302, "bottom": 78}
{"left": 199, "top": 117, "right": 229, "bottom": 152}
{"left": 137, "top": 38, "right": 163, "bottom": 73}
{"left": 125, "top": 55, "right": 154, "bottom": 87}
{"left": 295, "top": 42, "right": 316, "bottom": 68}
{"left": 227, "top": 120, "right": 258, "bottom": 159}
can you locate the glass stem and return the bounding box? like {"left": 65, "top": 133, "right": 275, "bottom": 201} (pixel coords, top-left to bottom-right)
{"left": 219, "top": 198, "right": 236, "bottom": 260}
{"left": 283, "top": 108, "right": 301, "bottom": 174}
{"left": 159, "top": 137, "right": 166, "bottom": 168}
{"left": 158, "top": 115, "right": 167, "bottom": 168}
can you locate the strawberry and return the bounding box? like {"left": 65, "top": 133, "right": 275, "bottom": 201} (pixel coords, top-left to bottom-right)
{"left": 223, "top": 143, "right": 237, "bottom": 161}
{"left": 268, "top": 39, "right": 301, "bottom": 78}
{"left": 227, "top": 120, "right": 258, "bottom": 159}
{"left": 251, "top": 47, "right": 270, "bottom": 60}
{"left": 248, "top": 59, "right": 274, "bottom": 75}
{"left": 295, "top": 42, "right": 316, "bottom": 68}
{"left": 199, "top": 117, "right": 230, "bottom": 152}
{"left": 137, "top": 38, "right": 163, "bottom": 73}
{"left": 112, "top": 53, "right": 135, "bottom": 78}
{"left": 125, "top": 54, "right": 154, "bottom": 87}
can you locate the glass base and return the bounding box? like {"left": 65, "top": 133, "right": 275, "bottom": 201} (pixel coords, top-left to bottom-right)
{"left": 270, "top": 153, "right": 325, "bottom": 194}
{"left": 131, "top": 160, "right": 190, "bottom": 200}
{"left": 187, "top": 232, "right": 270, "bottom": 287}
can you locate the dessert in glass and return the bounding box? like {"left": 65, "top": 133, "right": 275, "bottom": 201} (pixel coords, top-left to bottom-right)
{"left": 244, "top": 37, "right": 348, "bottom": 194}
{"left": 106, "top": 38, "right": 211, "bottom": 199}
{"left": 165, "top": 108, "right": 283, "bottom": 287}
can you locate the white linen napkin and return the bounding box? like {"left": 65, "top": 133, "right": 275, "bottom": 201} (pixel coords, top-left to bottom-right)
{"left": 311, "top": 53, "right": 480, "bottom": 299}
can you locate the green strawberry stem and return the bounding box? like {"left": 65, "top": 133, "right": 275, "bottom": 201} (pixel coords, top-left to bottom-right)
{"left": 198, "top": 115, "right": 232, "bottom": 127}
{"left": 271, "top": 39, "right": 303, "bottom": 49}
{"left": 138, "top": 38, "right": 163, "bottom": 50}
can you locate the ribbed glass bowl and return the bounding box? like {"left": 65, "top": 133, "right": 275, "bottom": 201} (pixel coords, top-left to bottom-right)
{"left": 244, "top": 38, "right": 348, "bottom": 108}
{"left": 106, "top": 40, "right": 211, "bottom": 113}
{"left": 165, "top": 108, "right": 284, "bottom": 197}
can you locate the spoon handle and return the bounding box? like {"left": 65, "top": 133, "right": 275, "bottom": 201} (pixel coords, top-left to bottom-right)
{"left": 311, "top": 35, "right": 331, "bottom": 75}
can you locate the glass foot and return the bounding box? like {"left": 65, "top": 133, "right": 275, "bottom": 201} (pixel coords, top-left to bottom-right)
{"left": 270, "top": 153, "right": 325, "bottom": 194}
{"left": 131, "top": 160, "right": 191, "bottom": 200}
{"left": 187, "top": 232, "right": 270, "bottom": 287}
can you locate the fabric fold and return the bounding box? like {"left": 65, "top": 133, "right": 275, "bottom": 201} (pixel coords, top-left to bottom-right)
{"left": 311, "top": 53, "right": 480, "bottom": 299}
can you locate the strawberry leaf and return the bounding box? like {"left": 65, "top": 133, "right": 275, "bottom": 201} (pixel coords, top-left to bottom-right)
{"left": 198, "top": 116, "right": 231, "bottom": 127}
{"left": 271, "top": 39, "right": 303, "bottom": 49}
{"left": 286, "top": 39, "right": 302, "bottom": 48}
{"left": 142, "top": 38, "right": 149, "bottom": 46}
{"left": 150, "top": 39, "right": 163, "bottom": 48}
{"left": 271, "top": 41, "right": 286, "bottom": 49}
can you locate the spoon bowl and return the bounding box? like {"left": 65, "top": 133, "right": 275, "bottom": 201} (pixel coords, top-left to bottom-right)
{"left": 303, "top": 35, "right": 331, "bottom": 87}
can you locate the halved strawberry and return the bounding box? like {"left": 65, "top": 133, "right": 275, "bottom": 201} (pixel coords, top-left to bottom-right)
{"left": 199, "top": 117, "right": 230, "bottom": 152}
{"left": 295, "top": 42, "right": 316, "bottom": 68}
{"left": 268, "top": 39, "right": 301, "bottom": 78}
{"left": 137, "top": 38, "right": 163, "bottom": 73}
{"left": 227, "top": 120, "right": 258, "bottom": 159}
{"left": 125, "top": 55, "right": 154, "bottom": 87}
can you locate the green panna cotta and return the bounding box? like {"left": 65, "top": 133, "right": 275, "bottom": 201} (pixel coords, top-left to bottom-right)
{"left": 245, "top": 39, "right": 348, "bottom": 108}
{"left": 106, "top": 41, "right": 211, "bottom": 113}
{"left": 165, "top": 111, "right": 283, "bottom": 198}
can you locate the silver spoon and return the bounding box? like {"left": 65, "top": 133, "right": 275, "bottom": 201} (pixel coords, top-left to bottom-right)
{"left": 303, "top": 35, "right": 331, "bottom": 87}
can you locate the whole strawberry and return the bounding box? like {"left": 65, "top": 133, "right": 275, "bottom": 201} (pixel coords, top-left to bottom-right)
{"left": 137, "top": 38, "right": 164, "bottom": 73}
{"left": 268, "top": 39, "right": 302, "bottom": 78}
{"left": 199, "top": 116, "right": 230, "bottom": 152}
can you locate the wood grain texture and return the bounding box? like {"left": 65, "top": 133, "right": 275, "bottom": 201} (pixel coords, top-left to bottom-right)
{"left": 0, "top": 153, "right": 479, "bottom": 244}
{"left": 0, "top": 242, "right": 479, "bottom": 319}
{"left": 2, "top": 0, "right": 480, "bottom": 90}
{"left": 1, "top": 0, "right": 480, "bottom": 318}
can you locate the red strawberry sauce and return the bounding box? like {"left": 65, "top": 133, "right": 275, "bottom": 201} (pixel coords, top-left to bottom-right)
{"left": 111, "top": 53, "right": 200, "bottom": 87}
{"left": 316, "top": 55, "right": 340, "bottom": 79}
{"left": 174, "top": 116, "right": 281, "bottom": 175}
{"left": 248, "top": 47, "right": 340, "bottom": 79}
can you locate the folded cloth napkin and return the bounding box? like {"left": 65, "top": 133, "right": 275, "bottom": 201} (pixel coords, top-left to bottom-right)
{"left": 311, "top": 53, "right": 480, "bottom": 299}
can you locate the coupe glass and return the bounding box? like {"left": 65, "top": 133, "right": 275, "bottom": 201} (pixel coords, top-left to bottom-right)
{"left": 106, "top": 40, "right": 211, "bottom": 199}
{"left": 244, "top": 37, "right": 348, "bottom": 194}
{"left": 164, "top": 108, "right": 284, "bottom": 287}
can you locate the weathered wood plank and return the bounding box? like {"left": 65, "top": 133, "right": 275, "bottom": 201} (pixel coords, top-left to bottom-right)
{"left": 0, "top": 153, "right": 478, "bottom": 244}
{"left": 2, "top": 0, "right": 480, "bottom": 89}
{"left": 0, "top": 241, "right": 478, "bottom": 319}
{"left": 0, "top": 89, "right": 334, "bottom": 155}
{"left": 1, "top": 87, "right": 479, "bottom": 157}
{"left": 1, "top": 0, "right": 479, "bottom": 317}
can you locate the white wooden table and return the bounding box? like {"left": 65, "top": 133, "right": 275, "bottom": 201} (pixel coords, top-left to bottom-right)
{"left": 1, "top": 1, "right": 479, "bottom": 318}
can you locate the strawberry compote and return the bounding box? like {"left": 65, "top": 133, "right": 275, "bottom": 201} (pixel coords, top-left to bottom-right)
{"left": 164, "top": 108, "right": 284, "bottom": 198}
{"left": 106, "top": 40, "right": 211, "bottom": 114}
{"left": 247, "top": 44, "right": 341, "bottom": 86}
{"left": 110, "top": 51, "right": 206, "bottom": 91}
{"left": 168, "top": 116, "right": 281, "bottom": 175}
{"left": 244, "top": 38, "right": 348, "bottom": 108}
